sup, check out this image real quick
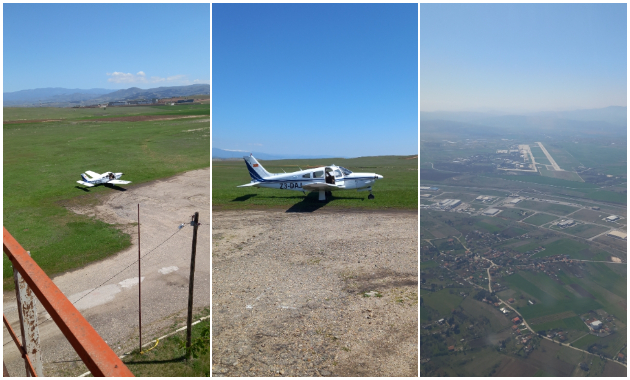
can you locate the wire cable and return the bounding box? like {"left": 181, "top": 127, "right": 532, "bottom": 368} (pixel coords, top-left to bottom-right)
{"left": 4, "top": 222, "right": 189, "bottom": 346}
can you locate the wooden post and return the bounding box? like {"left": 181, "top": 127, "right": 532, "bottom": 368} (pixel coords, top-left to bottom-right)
{"left": 138, "top": 204, "right": 142, "bottom": 353}
{"left": 186, "top": 212, "right": 199, "bottom": 359}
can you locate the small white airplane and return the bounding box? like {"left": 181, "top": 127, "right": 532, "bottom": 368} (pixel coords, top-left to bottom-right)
{"left": 238, "top": 154, "right": 383, "bottom": 201}
{"left": 76, "top": 171, "right": 131, "bottom": 187}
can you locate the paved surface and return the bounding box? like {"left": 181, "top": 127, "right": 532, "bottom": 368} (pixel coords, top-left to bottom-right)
{"left": 212, "top": 209, "right": 418, "bottom": 377}
{"left": 3, "top": 168, "right": 210, "bottom": 377}
{"left": 536, "top": 142, "right": 563, "bottom": 171}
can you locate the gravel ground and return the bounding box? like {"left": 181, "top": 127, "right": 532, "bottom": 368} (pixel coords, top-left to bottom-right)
{"left": 3, "top": 168, "right": 210, "bottom": 377}
{"left": 212, "top": 209, "right": 418, "bottom": 377}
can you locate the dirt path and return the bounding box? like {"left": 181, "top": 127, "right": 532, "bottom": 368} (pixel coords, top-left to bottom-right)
{"left": 212, "top": 209, "right": 418, "bottom": 377}
{"left": 3, "top": 168, "right": 209, "bottom": 376}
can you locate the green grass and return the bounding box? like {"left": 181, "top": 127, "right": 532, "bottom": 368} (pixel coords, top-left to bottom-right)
{"left": 3, "top": 104, "right": 209, "bottom": 121}
{"left": 122, "top": 316, "right": 209, "bottom": 376}
{"left": 530, "top": 316, "right": 589, "bottom": 333}
{"left": 517, "top": 200, "right": 579, "bottom": 215}
{"left": 522, "top": 213, "right": 559, "bottom": 226}
{"left": 421, "top": 260, "right": 439, "bottom": 269}
{"left": 3, "top": 106, "right": 209, "bottom": 290}
{"left": 538, "top": 166, "right": 584, "bottom": 182}
{"left": 212, "top": 156, "right": 417, "bottom": 211}
{"left": 504, "top": 272, "right": 604, "bottom": 320}
{"left": 422, "top": 288, "right": 464, "bottom": 315}
{"left": 492, "top": 174, "right": 599, "bottom": 189}
{"left": 530, "top": 239, "right": 590, "bottom": 259}
{"left": 572, "top": 333, "right": 600, "bottom": 349}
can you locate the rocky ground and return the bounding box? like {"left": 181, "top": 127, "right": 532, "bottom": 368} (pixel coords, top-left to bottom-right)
{"left": 212, "top": 209, "right": 418, "bottom": 377}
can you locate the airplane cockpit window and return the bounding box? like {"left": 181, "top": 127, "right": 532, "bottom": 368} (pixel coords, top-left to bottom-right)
{"left": 313, "top": 171, "right": 324, "bottom": 178}
{"left": 302, "top": 173, "right": 311, "bottom": 178}
{"left": 333, "top": 169, "right": 342, "bottom": 178}
{"left": 339, "top": 167, "right": 352, "bottom": 176}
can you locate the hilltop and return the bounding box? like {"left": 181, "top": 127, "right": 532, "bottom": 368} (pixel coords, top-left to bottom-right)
{"left": 4, "top": 84, "right": 210, "bottom": 107}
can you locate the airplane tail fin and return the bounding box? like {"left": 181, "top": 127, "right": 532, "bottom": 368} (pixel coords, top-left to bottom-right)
{"left": 81, "top": 173, "right": 90, "bottom": 182}
{"left": 243, "top": 155, "right": 272, "bottom": 181}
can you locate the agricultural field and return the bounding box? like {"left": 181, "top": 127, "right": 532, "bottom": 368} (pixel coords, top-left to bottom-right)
{"left": 517, "top": 200, "right": 579, "bottom": 215}
{"left": 521, "top": 213, "right": 559, "bottom": 226}
{"left": 213, "top": 155, "right": 418, "bottom": 211}
{"left": 570, "top": 208, "right": 615, "bottom": 224}
{"left": 421, "top": 288, "right": 466, "bottom": 315}
{"left": 3, "top": 105, "right": 210, "bottom": 290}
{"left": 421, "top": 134, "right": 626, "bottom": 375}
{"left": 530, "top": 238, "right": 591, "bottom": 259}
{"left": 497, "top": 207, "right": 532, "bottom": 221}
{"left": 538, "top": 166, "right": 584, "bottom": 182}
{"left": 559, "top": 223, "right": 609, "bottom": 239}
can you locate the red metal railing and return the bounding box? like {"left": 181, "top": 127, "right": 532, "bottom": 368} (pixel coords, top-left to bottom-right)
{"left": 3, "top": 227, "right": 134, "bottom": 377}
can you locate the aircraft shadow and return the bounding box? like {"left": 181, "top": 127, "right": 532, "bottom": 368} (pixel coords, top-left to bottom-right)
{"left": 74, "top": 186, "right": 90, "bottom": 192}
{"left": 286, "top": 193, "right": 365, "bottom": 213}
{"left": 231, "top": 194, "right": 258, "bottom": 202}
{"left": 104, "top": 184, "right": 127, "bottom": 191}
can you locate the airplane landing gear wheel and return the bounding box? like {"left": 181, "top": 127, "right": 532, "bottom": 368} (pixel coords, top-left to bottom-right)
{"left": 368, "top": 193, "right": 375, "bottom": 200}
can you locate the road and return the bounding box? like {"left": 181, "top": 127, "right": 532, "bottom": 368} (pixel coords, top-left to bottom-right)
{"left": 3, "top": 168, "right": 210, "bottom": 377}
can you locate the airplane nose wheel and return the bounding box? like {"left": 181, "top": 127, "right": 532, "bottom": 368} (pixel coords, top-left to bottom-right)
{"left": 368, "top": 192, "right": 375, "bottom": 200}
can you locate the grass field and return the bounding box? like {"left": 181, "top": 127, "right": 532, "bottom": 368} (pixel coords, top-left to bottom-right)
{"left": 572, "top": 333, "right": 600, "bottom": 349}
{"left": 530, "top": 316, "right": 589, "bottom": 333}
{"left": 212, "top": 155, "right": 417, "bottom": 211}
{"left": 3, "top": 104, "right": 208, "bottom": 121}
{"left": 504, "top": 272, "right": 604, "bottom": 320}
{"left": 522, "top": 213, "right": 559, "bottom": 226}
{"left": 530, "top": 239, "right": 590, "bottom": 259}
{"left": 3, "top": 105, "right": 209, "bottom": 290}
{"left": 538, "top": 166, "right": 584, "bottom": 182}
{"left": 561, "top": 223, "right": 609, "bottom": 239}
{"left": 123, "top": 312, "right": 209, "bottom": 376}
{"left": 518, "top": 200, "right": 579, "bottom": 215}
{"left": 492, "top": 174, "right": 599, "bottom": 189}
{"left": 422, "top": 288, "right": 465, "bottom": 315}
{"left": 529, "top": 146, "right": 552, "bottom": 165}
{"left": 497, "top": 208, "right": 531, "bottom": 221}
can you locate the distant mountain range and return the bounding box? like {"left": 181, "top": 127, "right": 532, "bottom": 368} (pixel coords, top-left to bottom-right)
{"left": 3, "top": 84, "right": 210, "bottom": 107}
{"left": 420, "top": 106, "right": 627, "bottom": 138}
{"left": 212, "top": 148, "right": 344, "bottom": 160}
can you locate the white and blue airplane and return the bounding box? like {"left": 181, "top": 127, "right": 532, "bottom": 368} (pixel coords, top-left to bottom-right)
{"left": 76, "top": 171, "right": 131, "bottom": 187}
{"left": 238, "top": 155, "right": 383, "bottom": 201}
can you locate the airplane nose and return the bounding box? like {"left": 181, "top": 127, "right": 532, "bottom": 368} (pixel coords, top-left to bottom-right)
{"left": 376, "top": 174, "right": 383, "bottom": 179}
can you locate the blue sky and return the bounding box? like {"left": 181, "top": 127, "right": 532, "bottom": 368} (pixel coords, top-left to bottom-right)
{"left": 212, "top": 3, "right": 418, "bottom": 158}
{"left": 3, "top": 3, "right": 209, "bottom": 92}
{"left": 421, "top": 3, "right": 627, "bottom": 113}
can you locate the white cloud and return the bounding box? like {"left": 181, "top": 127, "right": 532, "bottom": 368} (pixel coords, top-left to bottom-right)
{"left": 106, "top": 71, "right": 208, "bottom": 85}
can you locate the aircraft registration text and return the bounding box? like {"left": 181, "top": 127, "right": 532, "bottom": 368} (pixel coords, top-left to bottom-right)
{"left": 280, "top": 182, "right": 302, "bottom": 189}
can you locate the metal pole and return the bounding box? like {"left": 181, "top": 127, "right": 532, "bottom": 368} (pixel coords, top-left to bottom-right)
{"left": 12, "top": 251, "right": 43, "bottom": 377}
{"left": 186, "top": 212, "right": 199, "bottom": 359}
{"left": 138, "top": 204, "right": 142, "bottom": 353}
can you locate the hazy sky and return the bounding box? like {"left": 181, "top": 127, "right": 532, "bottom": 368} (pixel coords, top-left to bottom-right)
{"left": 3, "top": 4, "right": 209, "bottom": 92}
{"left": 213, "top": 3, "right": 418, "bottom": 157}
{"left": 421, "top": 3, "right": 627, "bottom": 113}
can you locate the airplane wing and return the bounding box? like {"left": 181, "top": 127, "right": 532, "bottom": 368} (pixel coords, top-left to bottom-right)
{"left": 107, "top": 180, "right": 131, "bottom": 185}
{"left": 85, "top": 170, "right": 100, "bottom": 179}
{"left": 76, "top": 181, "right": 95, "bottom": 187}
{"left": 301, "top": 183, "right": 343, "bottom": 191}
{"left": 237, "top": 182, "right": 261, "bottom": 188}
